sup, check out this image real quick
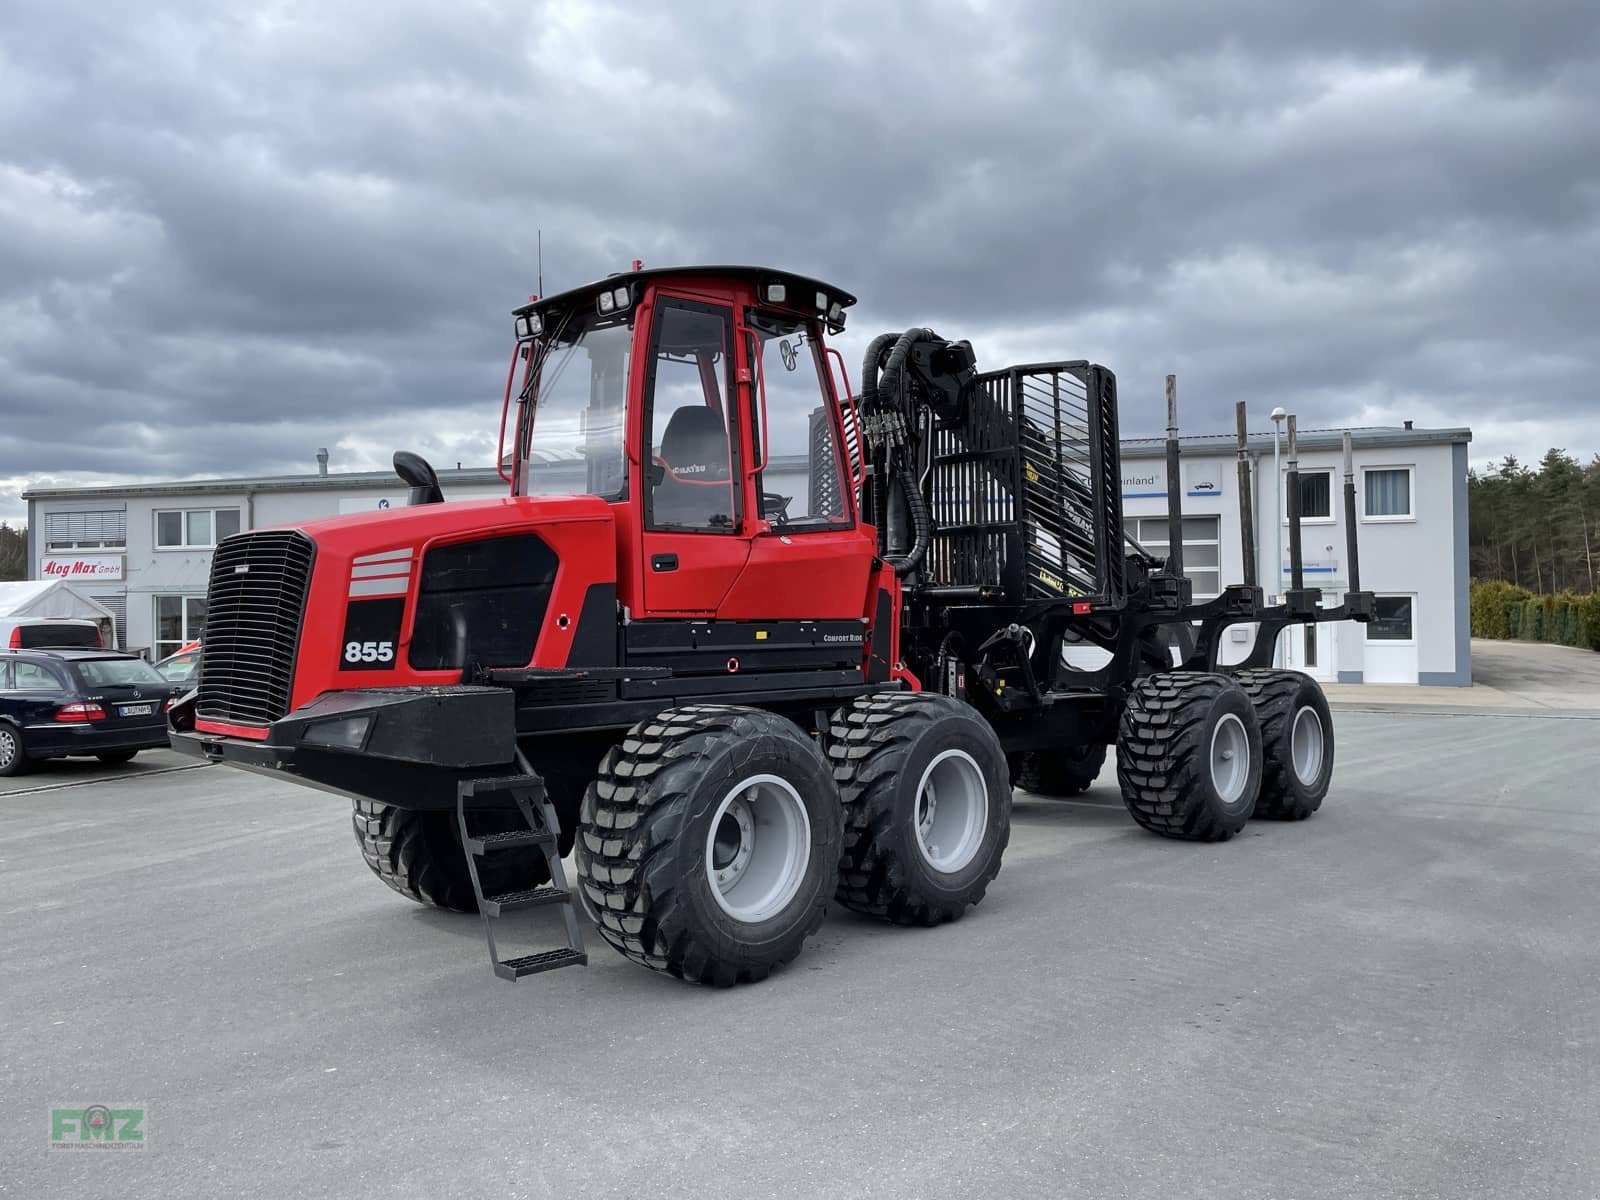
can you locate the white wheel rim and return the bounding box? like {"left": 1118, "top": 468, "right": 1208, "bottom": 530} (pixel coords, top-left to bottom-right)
{"left": 705, "top": 774, "right": 811, "bottom": 924}
{"left": 0, "top": 729, "right": 14, "bottom": 768}
{"left": 1290, "top": 706, "right": 1325, "bottom": 785}
{"left": 913, "top": 749, "right": 988, "bottom": 873}
{"left": 1210, "top": 713, "right": 1249, "bottom": 805}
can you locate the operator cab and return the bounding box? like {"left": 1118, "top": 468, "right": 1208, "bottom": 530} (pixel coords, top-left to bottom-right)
{"left": 505, "top": 266, "right": 870, "bottom": 618}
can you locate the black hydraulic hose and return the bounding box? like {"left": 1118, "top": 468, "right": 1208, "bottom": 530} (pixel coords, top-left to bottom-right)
{"left": 878, "top": 327, "right": 936, "bottom": 417}
{"left": 859, "top": 332, "right": 900, "bottom": 406}
{"left": 876, "top": 328, "right": 939, "bottom": 579}
{"left": 885, "top": 450, "right": 933, "bottom": 578}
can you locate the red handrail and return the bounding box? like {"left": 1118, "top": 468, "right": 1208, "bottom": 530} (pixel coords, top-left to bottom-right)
{"left": 825, "top": 345, "right": 864, "bottom": 489}
{"left": 496, "top": 342, "right": 520, "bottom": 486}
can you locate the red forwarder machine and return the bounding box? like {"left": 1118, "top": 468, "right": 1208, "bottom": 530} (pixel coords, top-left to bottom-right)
{"left": 171, "top": 265, "right": 1373, "bottom": 985}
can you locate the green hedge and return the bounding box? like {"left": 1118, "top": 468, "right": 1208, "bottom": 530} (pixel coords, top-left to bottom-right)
{"left": 1470, "top": 579, "right": 1600, "bottom": 651}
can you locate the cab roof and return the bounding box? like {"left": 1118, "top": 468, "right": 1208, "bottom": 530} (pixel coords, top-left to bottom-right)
{"left": 511, "top": 265, "right": 857, "bottom": 334}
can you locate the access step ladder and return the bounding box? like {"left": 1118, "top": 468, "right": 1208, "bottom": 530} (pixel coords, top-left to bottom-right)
{"left": 457, "top": 771, "right": 587, "bottom": 981}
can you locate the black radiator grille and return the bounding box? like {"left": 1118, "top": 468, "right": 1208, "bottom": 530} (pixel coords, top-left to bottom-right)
{"left": 196, "top": 530, "right": 315, "bottom": 726}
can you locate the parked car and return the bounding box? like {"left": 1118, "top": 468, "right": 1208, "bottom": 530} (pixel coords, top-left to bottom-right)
{"left": 154, "top": 640, "right": 201, "bottom": 686}
{"left": 0, "top": 618, "right": 106, "bottom": 650}
{"left": 0, "top": 649, "right": 183, "bottom": 776}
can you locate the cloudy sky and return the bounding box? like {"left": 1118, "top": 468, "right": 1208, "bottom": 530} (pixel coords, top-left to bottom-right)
{"left": 2, "top": 0, "right": 1597, "bottom": 523}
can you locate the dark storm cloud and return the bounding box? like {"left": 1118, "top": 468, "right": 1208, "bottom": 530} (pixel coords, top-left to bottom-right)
{"left": 2, "top": 0, "right": 1598, "bottom": 520}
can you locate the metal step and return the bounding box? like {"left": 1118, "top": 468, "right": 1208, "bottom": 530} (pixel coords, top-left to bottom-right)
{"left": 458, "top": 760, "right": 587, "bottom": 984}
{"left": 481, "top": 885, "right": 569, "bottom": 917}
{"left": 495, "top": 947, "right": 587, "bottom": 981}
{"left": 458, "top": 774, "right": 545, "bottom": 800}
{"left": 463, "top": 827, "right": 555, "bottom": 855}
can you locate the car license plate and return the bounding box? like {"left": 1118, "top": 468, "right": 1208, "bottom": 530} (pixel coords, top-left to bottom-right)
{"left": 118, "top": 703, "right": 155, "bottom": 717}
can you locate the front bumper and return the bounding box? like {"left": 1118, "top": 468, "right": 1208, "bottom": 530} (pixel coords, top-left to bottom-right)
{"left": 169, "top": 686, "right": 520, "bottom": 810}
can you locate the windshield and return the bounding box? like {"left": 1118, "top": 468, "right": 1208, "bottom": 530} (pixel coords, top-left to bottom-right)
{"left": 73, "top": 658, "right": 167, "bottom": 687}
{"left": 516, "top": 311, "right": 631, "bottom": 500}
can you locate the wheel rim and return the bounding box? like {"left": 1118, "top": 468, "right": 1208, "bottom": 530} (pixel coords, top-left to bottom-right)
{"left": 0, "top": 729, "right": 14, "bottom": 769}
{"left": 913, "top": 749, "right": 988, "bottom": 874}
{"left": 704, "top": 774, "right": 811, "bottom": 924}
{"left": 1290, "top": 705, "right": 1325, "bottom": 785}
{"left": 1209, "top": 713, "right": 1249, "bottom": 805}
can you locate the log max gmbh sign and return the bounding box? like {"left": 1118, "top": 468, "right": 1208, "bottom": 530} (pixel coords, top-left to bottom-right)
{"left": 39, "top": 555, "right": 125, "bottom": 582}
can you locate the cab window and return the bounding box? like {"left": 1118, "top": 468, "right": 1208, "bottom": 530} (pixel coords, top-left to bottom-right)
{"left": 746, "top": 312, "right": 851, "bottom": 530}
{"left": 644, "top": 299, "right": 738, "bottom": 533}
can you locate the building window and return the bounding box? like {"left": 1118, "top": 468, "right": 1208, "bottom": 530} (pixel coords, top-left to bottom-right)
{"left": 156, "top": 507, "right": 241, "bottom": 549}
{"left": 1123, "top": 514, "right": 1221, "bottom": 598}
{"left": 43, "top": 509, "right": 127, "bottom": 550}
{"left": 155, "top": 595, "right": 208, "bottom": 659}
{"left": 1368, "top": 595, "right": 1415, "bottom": 642}
{"left": 1283, "top": 469, "right": 1333, "bottom": 522}
{"left": 1363, "top": 467, "right": 1414, "bottom": 520}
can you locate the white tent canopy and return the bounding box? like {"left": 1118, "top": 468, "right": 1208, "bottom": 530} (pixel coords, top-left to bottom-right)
{"left": 0, "top": 580, "right": 119, "bottom": 648}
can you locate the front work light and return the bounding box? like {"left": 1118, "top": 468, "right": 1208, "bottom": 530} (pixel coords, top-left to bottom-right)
{"left": 598, "top": 290, "right": 616, "bottom": 314}
{"left": 611, "top": 286, "right": 630, "bottom": 310}
{"left": 765, "top": 283, "right": 787, "bottom": 303}
{"left": 300, "top": 715, "right": 374, "bottom": 752}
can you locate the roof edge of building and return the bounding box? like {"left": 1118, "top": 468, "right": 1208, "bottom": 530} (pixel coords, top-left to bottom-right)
{"left": 22, "top": 426, "right": 1473, "bottom": 501}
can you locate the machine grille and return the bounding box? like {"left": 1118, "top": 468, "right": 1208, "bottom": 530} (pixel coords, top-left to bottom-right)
{"left": 196, "top": 530, "right": 315, "bottom": 726}
{"left": 928, "top": 362, "right": 1124, "bottom": 605}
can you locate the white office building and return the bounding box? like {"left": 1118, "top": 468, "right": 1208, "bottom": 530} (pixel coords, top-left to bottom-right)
{"left": 25, "top": 423, "right": 1471, "bottom": 683}
{"left": 1119, "top": 423, "right": 1472, "bottom": 686}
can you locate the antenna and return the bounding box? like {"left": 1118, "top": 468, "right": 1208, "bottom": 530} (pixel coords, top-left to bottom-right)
{"left": 537, "top": 229, "right": 543, "bottom": 298}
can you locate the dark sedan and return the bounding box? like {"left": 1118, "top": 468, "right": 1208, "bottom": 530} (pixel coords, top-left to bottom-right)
{"left": 0, "top": 649, "right": 183, "bottom": 776}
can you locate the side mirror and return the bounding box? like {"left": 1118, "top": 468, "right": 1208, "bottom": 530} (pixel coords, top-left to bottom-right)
{"left": 393, "top": 451, "right": 444, "bottom": 506}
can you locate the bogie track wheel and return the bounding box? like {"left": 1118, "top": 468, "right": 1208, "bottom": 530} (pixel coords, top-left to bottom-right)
{"left": 1233, "top": 669, "right": 1335, "bottom": 820}
{"left": 830, "top": 692, "right": 1012, "bottom": 925}
{"left": 1116, "top": 672, "right": 1263, "bottom": 842}
{"left": 1014, "top": 744, "right": 1107, "bottom": 796}
{"left": 574, "top": 705, "right": 842, "bottom": 986}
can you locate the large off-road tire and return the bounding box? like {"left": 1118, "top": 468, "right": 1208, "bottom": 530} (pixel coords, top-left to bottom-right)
{"left": 0, "top": 724, "right": 31, "bottom": 777}
{"left": 1117, "top": 672, "right": 1262, "bottom": 842}
{"left": 574, "top": 705, "right": 842, "bottom": 986}
{"left": 1014, "top": 744, "right": 1107, "bottom": 796}
{"left": 351, "top": 800, "right": 554, "bottom": 913}
{"left": 1234, "top": 669, "right": 1334, "bottom": 820}
{"left": 830, "top": 692, "right": 1012, "bottom": 925}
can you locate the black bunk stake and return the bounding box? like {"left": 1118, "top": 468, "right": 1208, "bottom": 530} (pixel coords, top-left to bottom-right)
{"left": 1286, "top": 414, "right": 1304, "bottom": 592}
{"left": 1342, "top": 431, "right": 1361, "bottom": 594}
{"left": 1165, "top": 374, "right": 1183, "bottom": 579}
{"left": 1235, "top": 401, "right": 1256, "bottom": 588}
{"left": 1286, "top": 414, "right": 1315, "bottom": 662}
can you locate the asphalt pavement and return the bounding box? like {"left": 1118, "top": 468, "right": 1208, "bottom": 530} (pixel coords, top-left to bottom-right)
{"left": 4, "top": 710, "right": 1599, "bottom": 1199}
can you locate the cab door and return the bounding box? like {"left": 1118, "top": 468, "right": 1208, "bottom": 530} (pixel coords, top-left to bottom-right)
{"left": 716, "top": 311, "right": 876, "bottom": 620}
{"left": 637, "top": 295, "right": 750, "bottom": 616}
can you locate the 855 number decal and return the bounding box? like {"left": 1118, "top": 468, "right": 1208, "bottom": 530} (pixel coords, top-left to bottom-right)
{"left": 339, "top": 597, "right": 405, "bottom": 672}
{"left": 344, "top": 640, "right": 395, "bottom": 665}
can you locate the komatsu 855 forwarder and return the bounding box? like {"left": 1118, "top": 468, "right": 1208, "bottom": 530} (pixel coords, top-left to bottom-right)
{"left": 171, "top": 264, "right": 1371, "bottom": 985}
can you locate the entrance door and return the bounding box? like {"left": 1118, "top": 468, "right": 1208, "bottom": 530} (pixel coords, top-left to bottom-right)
{"left": 1364, "top": 594, "right": 1418, "bottom": 684}
{"left": 638, "top": 297, "right": 748, "bottom": 615}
